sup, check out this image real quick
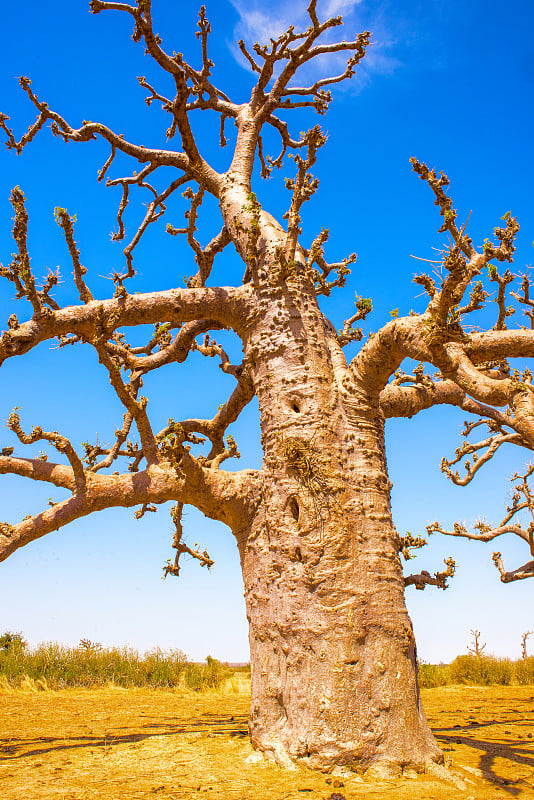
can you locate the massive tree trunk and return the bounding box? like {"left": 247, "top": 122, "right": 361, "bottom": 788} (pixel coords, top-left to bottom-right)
{"left": 234, "top": 276, "right": 442, "bottom": 773}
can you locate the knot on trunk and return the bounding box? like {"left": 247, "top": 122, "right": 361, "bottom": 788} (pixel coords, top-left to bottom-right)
{"left": 278, "top": 436, "right": 330, "bottom": 498}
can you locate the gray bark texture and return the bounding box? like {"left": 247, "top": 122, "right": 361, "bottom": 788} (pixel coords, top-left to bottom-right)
{"left": 1, "top": 0, "right": 533, "bottom": 778}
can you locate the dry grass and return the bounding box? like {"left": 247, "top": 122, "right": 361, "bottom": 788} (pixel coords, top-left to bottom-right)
{"left": 0, "top": 642, "right": 234, "bottom": 690}
{"left": 0, "top": 682, "right": 533, "bottom": 798}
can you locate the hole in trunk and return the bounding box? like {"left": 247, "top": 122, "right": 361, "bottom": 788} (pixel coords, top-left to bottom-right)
{"left": 288, "top": 497, "right": 300, "bottom": 522}
{"left": 285, "top": 396, "right": 304, "bottom": 414}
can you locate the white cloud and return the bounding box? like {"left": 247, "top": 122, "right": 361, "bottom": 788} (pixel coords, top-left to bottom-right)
{"left": 228, "top": 0, "right": 401, "bottom": 92}
{"left": 324, "top": 0, "right": 364, "bottom": 17}
{"left": 230, "top": 0, "right": 363, "bottom": 46}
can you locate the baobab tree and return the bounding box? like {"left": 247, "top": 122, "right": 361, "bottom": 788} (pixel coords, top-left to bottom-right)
{"left": 467, "top": 629, "right": 486, "bottom": 658}
{"left": 0, "top": 0, "right": 532, "bottom": 779}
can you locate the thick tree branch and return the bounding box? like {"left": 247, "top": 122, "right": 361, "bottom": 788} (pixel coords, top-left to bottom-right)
{"left": 492, "top": 553, "right": 534, "bottom": 583}
{"left": 0, "top": 284, "right": 252, "bottom": 366}
{"left": 0, "top": 456, "right": 259, "bottom": 563}
{"left": 380, "top": 377, "right": 514, "bottom": 423}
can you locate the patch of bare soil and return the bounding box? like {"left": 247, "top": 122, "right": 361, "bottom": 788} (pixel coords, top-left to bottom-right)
{"left": 1, "top": 681, "right": 534, "bottom": 799}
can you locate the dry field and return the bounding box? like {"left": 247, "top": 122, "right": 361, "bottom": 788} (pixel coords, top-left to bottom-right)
{"left": 1, "top": 679, "right": 534, "bottom": 799}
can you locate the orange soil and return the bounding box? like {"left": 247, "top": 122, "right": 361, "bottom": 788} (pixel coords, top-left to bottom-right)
{"left": 0, "top": 682, "right": 533, "bottom": 799}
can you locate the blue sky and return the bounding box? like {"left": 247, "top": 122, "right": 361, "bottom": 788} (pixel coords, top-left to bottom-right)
{"left": 0, "top": 0, "right": 533, "bottom": 663}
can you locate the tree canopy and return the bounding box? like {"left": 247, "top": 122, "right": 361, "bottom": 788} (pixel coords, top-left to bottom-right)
{"left": 0, "top": 0, "right": 533, "bottom": 662}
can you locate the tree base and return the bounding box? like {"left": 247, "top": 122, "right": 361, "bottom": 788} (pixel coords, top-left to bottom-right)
{"left": 245, "top": 747, "right": 468, "bottom": 789}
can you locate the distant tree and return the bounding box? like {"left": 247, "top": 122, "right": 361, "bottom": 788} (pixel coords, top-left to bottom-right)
{"left": 467, "top": 629, "right": 486, "bottom": 658}
{"left": 78, "top": 639, "right": 103, "bottom": 652}
{"left": 0, "top": 630, "right": 27, "bottom": 652}
{"left": 0, "top": 0, "right": 532, "bottom": 779}
{"left": 521, "top": 631, "right": 532, "bottom": 659}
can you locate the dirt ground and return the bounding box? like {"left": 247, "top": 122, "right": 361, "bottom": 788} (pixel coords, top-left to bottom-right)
{"left": 1, "top": 680, "right": 534, "bottom": 799}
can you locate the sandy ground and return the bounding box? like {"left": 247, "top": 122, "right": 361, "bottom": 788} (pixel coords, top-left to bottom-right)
{"left": 1, "top": 680, "right": 534, "bottom": 799}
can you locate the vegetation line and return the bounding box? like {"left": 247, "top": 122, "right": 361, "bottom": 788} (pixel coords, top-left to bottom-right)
{"left": 2, "top": 633, "right": 534, "bottom": 690}
{"left": 0, "top": 634, "right": 248, "bottom": 690}
{"left": 419, "top": 655, "right": 534, "bottom": 687}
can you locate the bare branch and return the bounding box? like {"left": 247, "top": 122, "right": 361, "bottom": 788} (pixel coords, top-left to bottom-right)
{"left": 185, "top": 374, "right": 255, "bottom": 462}
{"left": 441, "top": 428, "right": 526, "bottom": 487}
{"left": 337, "top": 295, "right": 371, "bottom": 346}
{"left": 166, "top": 187, "right": 231, "bottom": 288}
{"left": 6, "top": 409, "right": 86, "bottom": 492}
{"left": 191, "top": 333, "right": 243, "bottom": 378}
{"left": 404, "top": 558, "right": 456, "bottom": 591}
{"left": 429, "top": 466, "right": 534, "bottom": 584}
{"left": 409, "top": 159, "right": 520, "bottom": 350}
{"left": 54, "top": 207, "right": 94, "bottom": 304}
{"left": 89, "top": 333, "right": 160, "bottom": 466}
{"left": 410, "top": 158, "right": 476, "bottom": 259}
{"left": 413, "top": 273, "right": 437, "bottom": 299}
{"left": 163, "top": 501, "right": 214, "bottom": 578}
{"left": 427, "top": 519, "right": 528, "bottom": 544}
{"left": 265, "top": 115, "right": 307, "bottom": 171}
{"left": 108, "top": 172, "right": 191, "bottom": 279}
{"left": 398, "top": 532, "right": 427, "bottom": 561}
{"left": 137, "top": 74, "right": 173, "bottom": 110}
{"left": 488, "top": 265, "right": 515, "bottom": 330}
{"left": 511, "top": 272, "right": 534, "bottom": 329}
{"left": 238, "top": 39, "right": 262, "bottom": 73}
{"left": 87, "top": 410, "right": 137, "bottom": 473}
{"left": 283, "top": 126, "right": 326, "bottom": 268}
{"left": 1, "top": 187, "right": 42, "bottom": 317}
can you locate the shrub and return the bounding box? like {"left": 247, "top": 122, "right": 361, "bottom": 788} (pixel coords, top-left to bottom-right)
{"left": 0, "top": 631, "right": 27, "bottom": 653}
{"left": 514, "top": 656, "right": 534, "bottom": 685}
{"left": 448, "top": 654, "right": 514, "bottom": 686}
{"left": 184, "top": 655, "right": 232, "bottom": 689}
{"left": 418, "top": 662, "right": 450, "bottom": 688}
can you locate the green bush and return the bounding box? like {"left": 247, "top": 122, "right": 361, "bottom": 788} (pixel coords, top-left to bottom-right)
{"left": 0, "top": 630, "right": 27, "bottom": 653}
{"left": 418, "top": 662, "right": 450, "bottom": 688}
{"left": 183, "top": 655, "right": 232, "bottom": 689}
{"left": 514, "top": 656, "right": 534, "bottom": 685}
{"left": 448, "top": 654, "right": 514, "bottom": 686}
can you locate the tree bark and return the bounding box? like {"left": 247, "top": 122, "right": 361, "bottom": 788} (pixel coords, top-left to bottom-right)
{"left": 233, "top": 276, "right": 442, "bottom": 774}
